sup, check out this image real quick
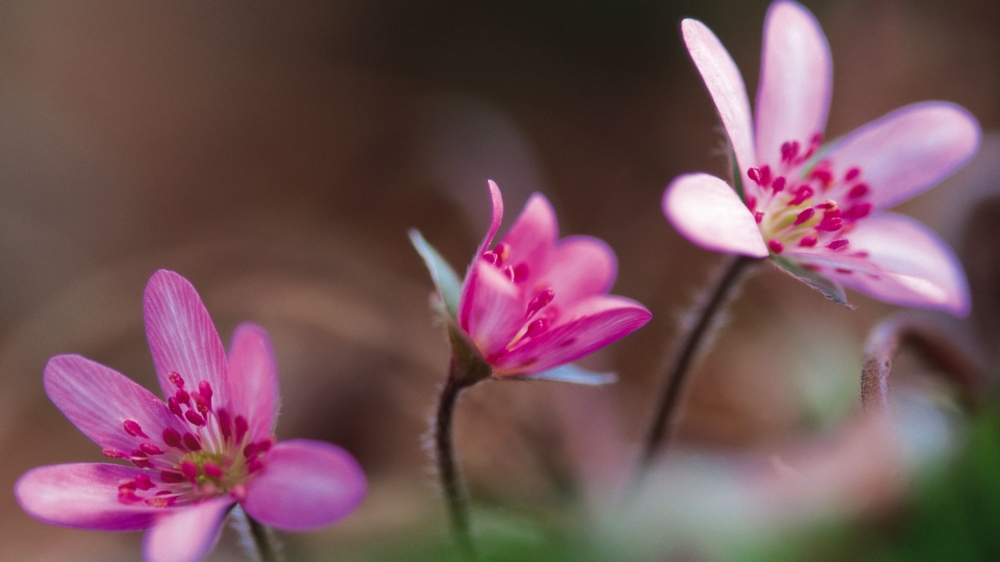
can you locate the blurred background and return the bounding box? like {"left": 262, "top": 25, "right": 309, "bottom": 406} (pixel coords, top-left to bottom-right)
{"left": 1, "top": 0, "right": 999, "bottom": 560}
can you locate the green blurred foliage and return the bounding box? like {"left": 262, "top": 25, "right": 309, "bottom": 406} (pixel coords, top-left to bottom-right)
{"left": 337, "top": 401, "right": 1000, "bottom": 562}
{"left": 746, "top": 404, "right": 1000, "bottom": 562}
{"left": 327, "top": 508, "right": 605, "bottom": 562}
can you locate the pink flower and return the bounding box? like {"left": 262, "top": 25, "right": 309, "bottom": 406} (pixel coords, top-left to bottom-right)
{"left": 15, "top": 270, "right": 366, "bottom": 562}
{"left": 662, "top": 0, "right": 980, "bottom": 315}
{"left": 412, "top": 181, "right": 651, "bottom": 382}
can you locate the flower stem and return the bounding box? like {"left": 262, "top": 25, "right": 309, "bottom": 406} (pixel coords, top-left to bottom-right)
{"left": 231, "top": 506, "right": 282, "bottom": 562}
{"left": 246, "top": 513, "right": 280, "bottom": 562}
{"left": 861, "top": 312, "right": 983, "bottom": 412}
{"left": 637, "top": 254, "right": 757, "bottom": 474}
{"left": 435, "top": 359, "right": 478, "bottom": 559}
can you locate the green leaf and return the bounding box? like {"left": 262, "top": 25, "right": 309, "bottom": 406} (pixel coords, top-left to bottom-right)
{"left": 409, "top": 229, "right": 463, "bottom": 318}
{"left": 521, "top": 364, "right": 617, "bottom": 385}
{"left": 770, "top": 255, "right": 852, "bottom": 308}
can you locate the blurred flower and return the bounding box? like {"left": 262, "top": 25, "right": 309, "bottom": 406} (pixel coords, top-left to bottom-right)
{"left": 606, "top": 391, "right": 957, "bottom": 561}
{"left": 411, "top": 180, "right": 651, "bottom": 383}
{"left": 662, "top": 0, "right": 980, "bottom": 315}
{"left": 16, "top": 270, "right": 366, "bottom": 562}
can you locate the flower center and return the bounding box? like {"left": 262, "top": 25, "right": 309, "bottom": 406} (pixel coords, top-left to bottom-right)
{"left": 745, "top": 134, "right": 872, "bottom": 256}
{"left": 480, "top": 243, "right": 558, "bottom": 363}
{"left": 105, "top": 373, "right": 273, "bottom": 507}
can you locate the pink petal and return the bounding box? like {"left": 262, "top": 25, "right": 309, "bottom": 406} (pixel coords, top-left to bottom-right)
{"left": 15, "top": 463, "right": 162, "bottom": 531}
{"left": 494, "top": 295, "right": 652, "bottom": 375}
{"left": 227, "top": 324, "right": 280, "bottom": 444}
{"left": 458, "top": 261, "right": 525, "bottom": 358}
{"left": 144, "top": 270, "right": 229, "bottom": 404}
{"left": 662, "top": 173, "right": 768, "bottom": 257}
{"left": 789, "top": 213, "right": 969, "bottom": 316}
{"left": 242, "top": 439, "right": 366, "bottom": 531}
{"left": 142, "top": 497, "right": 233, "bottom": 562}
{"left": 825, "top": 102, "right": 981, "bottom": 209}
{"left": 681, "top": 18, "right": 757, "bottom": 175}
{"left": 474, "top": 180, "right": 505, "bottom": 258}
{"left": 754, "top": 0, "right": 832, "bottom": 165}
{"left": 498, "top": 193, "right": 559, "bottom": 272}
{"left": 542, "top": 235, "right": 618, "bottom": 304}
{"left": 44, "top": 354, "right": 180, "bottom": 455}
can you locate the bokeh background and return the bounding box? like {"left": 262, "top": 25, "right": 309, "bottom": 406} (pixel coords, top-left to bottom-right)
{"left": 1, "top": 0, "right": 999, "bottom": 560}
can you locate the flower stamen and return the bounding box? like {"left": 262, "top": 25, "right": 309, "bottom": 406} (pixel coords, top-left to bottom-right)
{"left": 750, "top": 135, "right": 870, "bottom": 256}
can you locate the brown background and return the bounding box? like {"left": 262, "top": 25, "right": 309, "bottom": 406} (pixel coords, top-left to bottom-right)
{"left": 0, "top": 0, "right": 998, "bottom": 559}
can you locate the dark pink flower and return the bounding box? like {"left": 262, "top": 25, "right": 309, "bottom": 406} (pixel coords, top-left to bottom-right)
{"left": 16, "top": 270, "right": 366, "bottom": 562}
{"left": 412, "top": 181, "right": 651, "bottom": 382}
{"left": 663, "top": 0, "right": 980, "bottom": 315}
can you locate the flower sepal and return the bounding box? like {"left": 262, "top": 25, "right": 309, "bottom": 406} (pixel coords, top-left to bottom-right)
{"left": 409, "top": 230, "right": 493, "bottom": 385}
{"left": 409, "top": 229, "right": 463, "bottom": 319}
{"left": 521, "top": 364, "right": 617, "bottom": 385}
{"left": 728, "top": 144, "right": 747, "bottom": 203}
{"left": 446, "top": 323, "right": 616, "bottom": 386}
{"left": 446, "top": 324, "right": 493, "bottom": 385}
{"left": 771, "top": 254, "right": 852, "bottom": 308}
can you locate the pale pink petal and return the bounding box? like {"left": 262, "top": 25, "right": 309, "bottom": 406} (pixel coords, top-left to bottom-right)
{"left": 242, "top": 440, "right": 366, "bottom": 531}
{"left": 227, "top": 324, "right": 280, "bottom": 443}
{"left": 663, "top": 173, "right": 768, "bottom": 257}
{"left": 542, "top": 235, "right": 618, "bottom": 304}
{"left": 788, "top": 213, "right": 969, "bottom": 315}
{"left": 15, "top": 463, "right": 162, "bottom": 531}
{"left": 824, "top": 102, "right": 981, "bottom": 209}
{"left": 474, "top": 180, "right": 505, "bottom": 258}
{"left": 498, "top": 193, "right": 558, "bottom": 270}
{"left": 142, "top": 497, "right": 233, "bottom": 562}
{"left": 44, "top": 355, "right": 181, "bottom": 455}
{"left": 755, "top": 0, "right": 832, "bottom": 165}
{"left": 681, "top": 18, "right": 757, "bottom": 174}
{"left": 494, "top": 295, "right": 651, "bottom": 375}
{"left": 458, "top": 261, "right": 525, "bottom": 358}
{"left": 144, "top": 270, "right": 229, "bottom": 403}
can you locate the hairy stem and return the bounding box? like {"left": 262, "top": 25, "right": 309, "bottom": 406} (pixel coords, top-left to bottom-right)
{"left": 638, "top": 255, "right": 756, "bottom": 473}
{"left": 247, "top": 514, "right": 280, "bottom": 562}
{"left": 231, "top": 506, "right": 281, "bottom": 562}
{"left": 861, "top": 312, "right": 983, "bottom": 412}
{"left": 436, "top": 359, "right": 478, "bottom": 559}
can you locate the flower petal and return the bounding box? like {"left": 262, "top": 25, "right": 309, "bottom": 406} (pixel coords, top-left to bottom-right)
{"left": 44, "top": 354, "right": 180, "bottom": 455}
{"left": 15, "top": 463, "right": 162, "bottom": 531}
{"left": 458, "top": 261, "right": 525, "bottom": 358}
{"left": 498, "top": 193, "right": 559, "bottom": 271}
{"left": 789, "top": 213, "right": 970, "bottom": 315}
{"left": 474, "top": 179, "right": 505, "bottom": 258}
{"left": 754, "top": 0, "right": 832, "bottom": 165}
{"left": 663, "top": 173, "right": 768, "bottom": 257}
{"left": 227, "top": 324, "right": 280, "bottom": 443}
{"left": 681, "top": 18, "right": 757, "bottom": 174}
{"left": 142, "top": 497, "right": 233, "bottom": 562}
{"left": 543, "top": 235, "right": 618, "bottom": 304}
{"left": 494, "top": 295, "right": 651, "bottom": 375}
{"left": 242, "top": 439, "right": 366, "bottom": 531}
{"left": 144, "top": 270, "right": 229, "bottom": 404}
{"left": 824, "top": 102, "right": 981, "bottom": 209}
